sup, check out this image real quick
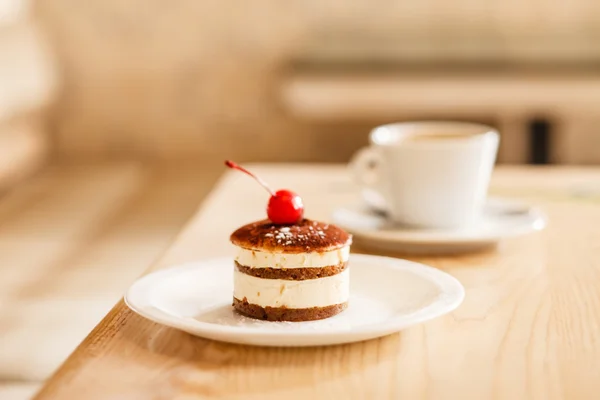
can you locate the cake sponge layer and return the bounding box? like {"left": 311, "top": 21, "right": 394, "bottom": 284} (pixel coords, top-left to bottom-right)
{"left": 233, "top": 298, "right": 348, "bottom": 321}
{"left": 235, "top": 261, "right": 347, "bottom": 280}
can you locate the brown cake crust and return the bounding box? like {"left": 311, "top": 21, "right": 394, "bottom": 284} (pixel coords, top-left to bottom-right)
{"left": 235, "top": 261, "right": 347, "bottom": 280}
{"left": 230, "top": 219, "right": 351, "bottom": 254}
{"left": 233, "top": 297, "right": 348, "bottom": 321}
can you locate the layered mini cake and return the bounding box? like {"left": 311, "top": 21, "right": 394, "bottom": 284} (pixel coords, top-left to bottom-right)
{"left": 230, "top": 219, "right": 352, "bottom": 321}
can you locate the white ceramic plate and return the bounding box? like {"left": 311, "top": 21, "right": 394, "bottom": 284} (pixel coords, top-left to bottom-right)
{"left": 125, "top": 255, "right": 464, "bottom": 347}
{"left": 332, "top": 197, "right": 547, "bottom": 254}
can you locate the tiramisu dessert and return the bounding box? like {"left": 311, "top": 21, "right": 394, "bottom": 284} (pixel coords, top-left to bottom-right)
{"left": 225, "top": 161, "right": 352, "bottom": 321}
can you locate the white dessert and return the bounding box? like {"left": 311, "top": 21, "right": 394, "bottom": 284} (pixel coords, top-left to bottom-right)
{"left": 231, "top": 219, "right": 352, "bottom": 321}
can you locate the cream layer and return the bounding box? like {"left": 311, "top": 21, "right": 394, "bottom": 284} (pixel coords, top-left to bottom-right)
{"left": 233, "top": 268, "right": 349, "bottom": 308}
{"left": 234, "top": 245, "right": 350, "bottom": 269}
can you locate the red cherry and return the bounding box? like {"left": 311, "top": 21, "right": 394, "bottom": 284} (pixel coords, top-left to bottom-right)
{"left": 268, "top": 190, "right": 304, "bottom": 224}
{"left": 225, "top": 160, "right": 305, "bottom": 224}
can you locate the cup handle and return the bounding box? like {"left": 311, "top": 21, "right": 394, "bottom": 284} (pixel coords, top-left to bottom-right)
{"left": 349, "top": 146, "right": 382, "bottom": 189}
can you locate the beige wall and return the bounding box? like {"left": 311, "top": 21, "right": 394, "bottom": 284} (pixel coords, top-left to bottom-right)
{"left": 34, "top": 0, "right": 600, "bottom": 162}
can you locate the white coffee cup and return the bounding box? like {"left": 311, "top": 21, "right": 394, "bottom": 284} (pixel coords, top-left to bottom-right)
{"left": 350, "top": 121, "right": 499, "bottom": 229}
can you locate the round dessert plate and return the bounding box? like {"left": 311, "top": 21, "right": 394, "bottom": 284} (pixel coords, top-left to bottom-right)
{"left": 332, "top": 197, "right": 547, "bottom": 254}
{"left": 125, "top": 255, "right": 464, "bottom": 347}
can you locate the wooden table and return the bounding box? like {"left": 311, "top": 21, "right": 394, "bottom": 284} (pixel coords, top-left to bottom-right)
{"left": 34, "top": 165, "right": 600, "bottom": 400}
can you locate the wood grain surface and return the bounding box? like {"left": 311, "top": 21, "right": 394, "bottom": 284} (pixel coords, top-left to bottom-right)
{"left": 34, "top": 165, "right": 600, "bottom": 400}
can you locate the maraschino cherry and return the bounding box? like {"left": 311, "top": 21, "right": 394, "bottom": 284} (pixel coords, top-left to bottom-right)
{"left": 225, "top": 160, "right": 304, "bottom": 224}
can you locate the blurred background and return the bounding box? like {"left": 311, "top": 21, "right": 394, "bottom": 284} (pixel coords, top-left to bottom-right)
{"left": 2, "top": 0, "right": 600, "bottom": 398}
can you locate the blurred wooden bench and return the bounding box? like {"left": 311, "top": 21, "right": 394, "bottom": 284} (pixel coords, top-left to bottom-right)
{"left": 0, "top": 10, "right": 225, "bottom": 399}
{"left": 0, "top": 160, "right": 220, "bottom": 398}
{"left": 280, "top": 64, "right": 600, "bottom": 164}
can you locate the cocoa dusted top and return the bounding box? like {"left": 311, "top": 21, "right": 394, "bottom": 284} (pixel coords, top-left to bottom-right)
{"left": 230, "top": 219, "right": 352, "bottom": 253}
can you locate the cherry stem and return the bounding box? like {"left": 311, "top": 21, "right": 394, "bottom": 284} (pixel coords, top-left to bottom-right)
{"left": 225, "top": 160, "right": 276, "bottom": 197}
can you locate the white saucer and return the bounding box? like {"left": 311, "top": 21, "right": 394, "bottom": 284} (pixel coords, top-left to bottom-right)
{"left": 332, "top": 197, "right": 546, "bottom": 254}
{"left": 125, "top": 255, "right": 464, "bottom": 347}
